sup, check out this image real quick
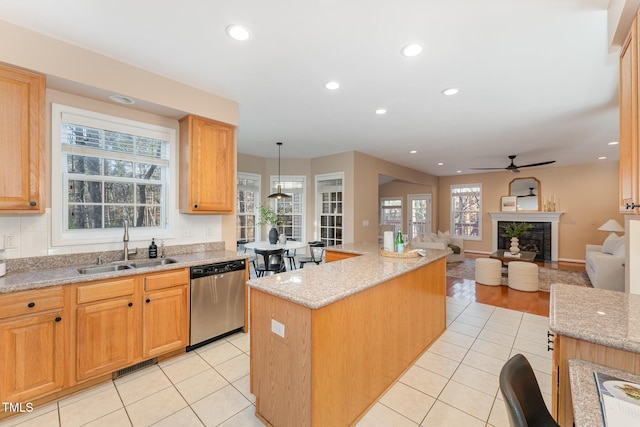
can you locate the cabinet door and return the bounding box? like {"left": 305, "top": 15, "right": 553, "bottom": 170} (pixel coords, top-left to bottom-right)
{"left": 180, "top": 115, "right": 235, "bottom": 213}
{"left": 0, "top": 62, "right": 45, "bottom": 213}
{"left": 0, "top": 311, "right": 64, "bottom": 402}
{"left": 143, "top": 285, "right": 189, "bottom": 358}
{"left": 76, "top": 297, "right": 137, "bottom": 381}
{"left": 620, "top": 17, "right": 639, "bottom": 213}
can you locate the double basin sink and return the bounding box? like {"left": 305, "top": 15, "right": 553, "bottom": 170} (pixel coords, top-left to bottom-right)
{"left": 77, "top": 258, "right": 178, "bottom": 275}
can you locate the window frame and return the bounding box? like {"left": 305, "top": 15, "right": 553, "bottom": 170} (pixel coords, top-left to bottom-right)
{"left": 315, "top": 172, "right": 344, "bottom": 247}
{"left": 236, "top": 172, "right": 261, "bottom": 243}
{"left": 450, "top": 183, "right": 482, "bottom": 241}
{"left": 269, "top": 175, "right": 306, "bottom": 243}
{"left": 51, "top": 103, "right": 176, "bottom": 247}
{"left": 380, "top": 197, "right": 403, "bottom": 234}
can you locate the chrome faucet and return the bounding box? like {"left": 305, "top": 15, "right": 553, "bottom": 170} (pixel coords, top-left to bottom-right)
{"left": 123, "top": 220, "right": 130, "bottom": 261}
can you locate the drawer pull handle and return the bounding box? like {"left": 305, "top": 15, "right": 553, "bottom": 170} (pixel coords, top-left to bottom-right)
{"left": 128, "top": 302, "right": 133, "bottom": 307}
{"left": 29, "top": 201, "right": 37, "bottom": 207}
{"left": 548, "top": 345, "right": 554, "bottom": 352}
{"left": 548, "top": 339, "right": 553, "bottom": 344}
{"left": 146, "top": 298, "right": 151, "bottom": 303}
{"left": 27, "top": 302, "right": 35, "bottom": 308}
{"left": 55, "top": 317, "right": 62, "bottom": 322}
{"left": 626, "top": 202, "right": 640, "bottom": 209}
{"left": 547, "top": 331, "right": 554, "bottom": 338}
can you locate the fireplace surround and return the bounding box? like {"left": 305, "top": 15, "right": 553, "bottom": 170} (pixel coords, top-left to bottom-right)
{"left": 489, "top": 212, "right": 563, "bottom": 262}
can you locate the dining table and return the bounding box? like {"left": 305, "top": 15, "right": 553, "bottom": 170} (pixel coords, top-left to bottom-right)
{"left": 244, "top": 240, "right": 307, "bottom": 251}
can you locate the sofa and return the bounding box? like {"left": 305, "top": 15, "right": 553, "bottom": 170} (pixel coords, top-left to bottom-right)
{"left": 411, "top": 231, "right": 464, "bottom": 263}
{"left": 585, "top": 233, "right": 625, "bottom": 292}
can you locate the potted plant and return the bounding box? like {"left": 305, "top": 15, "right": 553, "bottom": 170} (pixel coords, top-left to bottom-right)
{"left": 501, "top": 222, "right": 533, "bottom": 255}
{"left": 257, "top": 204, "right": 284, "bottom": 244}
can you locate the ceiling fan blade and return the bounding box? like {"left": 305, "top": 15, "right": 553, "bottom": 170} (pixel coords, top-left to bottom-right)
{"left": 510, "top": 168, "right": 520, "bottom": 173}
{"left": 469, "top": 167, "right": 505, "bottom": 170}
{"left": 517, "top": 160, "right": 556, "bottom": 168}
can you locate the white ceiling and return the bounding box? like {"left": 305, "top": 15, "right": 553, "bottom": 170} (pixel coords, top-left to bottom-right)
{"left": 0, "top": 0, "right": 620, "bottom": 176}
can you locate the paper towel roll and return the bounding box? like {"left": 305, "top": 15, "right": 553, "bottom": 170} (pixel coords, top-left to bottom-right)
{"left": 383, "top": 231, "right": 394, "bottom": 252}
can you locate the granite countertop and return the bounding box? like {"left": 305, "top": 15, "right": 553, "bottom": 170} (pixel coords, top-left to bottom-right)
{"left": 569, "top": 359, "right": 640, "bottom": 427}
{"left": 0, "top": 247, "right": 246, "bottom": 294}
{"left": 549, "top": 283, "right": 640, "bottom": 353}
{"left": 246, "top": 242, "right": 450, "bottom": 309}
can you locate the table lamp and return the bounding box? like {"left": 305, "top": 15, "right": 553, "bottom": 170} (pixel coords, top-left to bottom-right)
{"left": 597, "top": 219, "right": 624, "bottom": 238}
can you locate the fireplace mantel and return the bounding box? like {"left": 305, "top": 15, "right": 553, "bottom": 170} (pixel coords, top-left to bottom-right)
{"left": 488, "top": 212, "right": 564, "bottom": 261}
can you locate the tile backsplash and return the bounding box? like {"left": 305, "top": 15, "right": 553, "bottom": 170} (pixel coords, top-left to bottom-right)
{"left": 0, "top": 208, "right": 223, "bottom": 260}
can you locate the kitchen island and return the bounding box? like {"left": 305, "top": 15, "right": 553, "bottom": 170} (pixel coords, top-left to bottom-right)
{"left": 549, "top": 283, "right": 640, "bottom": 426}
{"left": 247, "top": 242, "right": 449, "bottom": 427}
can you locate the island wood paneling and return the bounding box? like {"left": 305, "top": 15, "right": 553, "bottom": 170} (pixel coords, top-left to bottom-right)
{"left": 324, "top": 250, "right": 359, "bottom": 263}
{"left": 250, "top": 257, "right": 446, "bottom": 427}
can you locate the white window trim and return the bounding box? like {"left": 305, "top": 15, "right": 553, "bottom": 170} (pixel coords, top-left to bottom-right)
{"left": 450, "top": 183, "right": 482, "bottom": 241}
{"left": 237, "top": 171, "right": 261, "bottom": 242}
{"left": 269, "top": 174, "right": 306, "bottom": 243}
{"left": 51, "top": 103, "right": 177, "bottom": 247}
{"left": 315, "top": 172, "right": 344, "bottom": 244}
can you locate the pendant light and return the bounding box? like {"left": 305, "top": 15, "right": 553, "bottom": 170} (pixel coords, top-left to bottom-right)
{"left": 268, "top": 142, "right": 291, "bottom": 199}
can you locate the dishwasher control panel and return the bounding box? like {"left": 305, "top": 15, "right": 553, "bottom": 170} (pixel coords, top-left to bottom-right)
{"left": 190, "top": 259, "right": 246, "bottom": 279}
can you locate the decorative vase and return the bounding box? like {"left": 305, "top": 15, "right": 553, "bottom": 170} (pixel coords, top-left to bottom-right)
{"left": 510, "top": 237, "right": 520, "bottom": 255}
{"left": 278, "top": 233, "right": 287, "bottom": 244}
{"left": 268, "top": 227, "right": 279, "bottom": 244}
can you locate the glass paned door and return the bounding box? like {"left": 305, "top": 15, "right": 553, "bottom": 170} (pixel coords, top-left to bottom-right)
{"left": 407, "top": 194, "right": 431, "bottom": 241}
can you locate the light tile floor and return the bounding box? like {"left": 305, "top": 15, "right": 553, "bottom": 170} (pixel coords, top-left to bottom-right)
{"left": 0, "top": 295, "right": 552, "bottom": 426}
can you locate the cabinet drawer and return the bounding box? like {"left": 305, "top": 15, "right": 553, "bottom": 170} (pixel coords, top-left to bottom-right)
{"left": 77, "top": 278, "right": 135, "bottom": 304}
{"left": 0, "top": 286, "right": 64, "bottom": 319}
{"left": 144, "top": 268, "right": 189, "bottom": 291}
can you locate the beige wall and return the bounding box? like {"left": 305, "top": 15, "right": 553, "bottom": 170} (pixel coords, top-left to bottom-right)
{"left": 438, "top": 161, "right": 623, "bottom": 261}
{"left": 354, "top": 152, "right": 440, "bottom": 243}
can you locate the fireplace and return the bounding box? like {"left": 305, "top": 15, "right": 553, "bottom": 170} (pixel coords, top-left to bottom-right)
{"left": 497, "top": 221, "right": 551, "bottom": 262}
{"left": 488, "top": 212, "right": 563, "bottom": 262}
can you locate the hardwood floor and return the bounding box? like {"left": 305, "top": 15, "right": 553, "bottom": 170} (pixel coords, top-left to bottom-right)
{"left": 446, "top": 254, "right": 586, "bottom": 317}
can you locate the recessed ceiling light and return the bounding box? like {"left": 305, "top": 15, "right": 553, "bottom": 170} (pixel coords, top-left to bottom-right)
{"left": 226, "top": 24, "right": 251, "bottom": 41}
{"left": 608, "top": 141, "right": 619, "bottom": 146}
{"left": 325, "top": 81, "right": 340, "bottom": 90}
{"left": 401, "top": 43, "right": 423, "bottom": 57}
{"left": 410, "top": 150, "right": 417, "bottom": 154}
{"left": 109, "top": 94, "right": 135, "bottom": 105}
{"left": 375, "top": 108, "right": 387, "bottom": 115}
{"left": 456, "top": 170, "right": 462, "bottom": 173}
{"left": 437, "top": 162, "right": 444, "bottom": 166}
{"left": 441, "top": 88, "right": 460, "bottom": 96}
{"left": 598, "top": 156, "right": 607, "bottom": 160}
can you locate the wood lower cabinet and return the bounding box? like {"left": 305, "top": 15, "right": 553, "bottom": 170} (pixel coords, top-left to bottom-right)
{"left": 142, "top": 269, "right": 189, "bottom": 358}
{"left": 75, "top": 278, "right": 137, "bottom": 381}
{"left": 324, "top": 250, "right": 359, "bottom": 263}
{"left": 0, "top": 62, "right": 45, "bottom": 213}
{"left": 179, "top": 115, "right": 235, "bottom": 214}
{"left": 0, "top": 287, "right": 66, "bottom": 403}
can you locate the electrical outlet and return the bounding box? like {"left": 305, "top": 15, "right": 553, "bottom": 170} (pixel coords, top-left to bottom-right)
{"left": 271, "top": 319, "right": 285, "bottom": 338}
{"left": 183, "top": 229, "right": 193, "bottom": 237}
{"left": 4, "top": 234, "right": 16, "bottom": 249}
{"left": 206, "top": 227, "right": 213, "bottom": 236}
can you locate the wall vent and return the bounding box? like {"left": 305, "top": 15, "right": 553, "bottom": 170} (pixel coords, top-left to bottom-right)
{"left": 112, "top": 358, "right": 158, "bottom": 380}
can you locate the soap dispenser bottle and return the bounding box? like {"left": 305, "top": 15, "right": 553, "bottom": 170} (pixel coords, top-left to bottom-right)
{"left": 149, "top": 238, "right": 158, "bottom": 258}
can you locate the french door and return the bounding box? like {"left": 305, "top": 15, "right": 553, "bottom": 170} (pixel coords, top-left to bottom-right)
{"left": 407, "top": 194, "right": 432, "bottom": 242}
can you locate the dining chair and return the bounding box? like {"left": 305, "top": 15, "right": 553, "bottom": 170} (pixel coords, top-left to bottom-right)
{"left": 237, "top": 240, "right": 257, "bottom": 278}
{"left": 298, "top": 241, "right": 326, "bottom": 269}
{"left": 499, "top": 353, "right": 559, "bottom": 427}
{"left": 283, "top": 238, "right": 298, "bottom": 270}
{"left": 254, "top": 248, "right": 287, "bottom": 277}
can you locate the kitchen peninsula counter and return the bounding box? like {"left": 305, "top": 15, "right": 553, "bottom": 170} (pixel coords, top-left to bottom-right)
{"left": 549, "top": 284, "right": 640, "bottom": 425}
{"left": 247, "top": 242, "right": 449, "bottom": 427}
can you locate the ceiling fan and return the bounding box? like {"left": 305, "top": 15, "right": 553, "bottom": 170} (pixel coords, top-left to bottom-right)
{"left": 470, "top": 155, "right": 556, "bottom": 174}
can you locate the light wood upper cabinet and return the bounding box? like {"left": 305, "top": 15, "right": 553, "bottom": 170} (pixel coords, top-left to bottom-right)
{"left": 0, "top": 62, "right": 45, "bottom": 213}
{"left": 620, "top": 12, "right": 640, "bottom": 213}
{"left": 179, "top": 115, "right": 235, "bottom": 214}
{"left": 0, "top": 287, "right": 65, "bottom": 403}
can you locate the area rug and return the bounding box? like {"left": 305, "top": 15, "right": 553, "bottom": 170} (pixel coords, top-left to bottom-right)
{"left": 446, "top": 258, "right": 592, "bottom": 292}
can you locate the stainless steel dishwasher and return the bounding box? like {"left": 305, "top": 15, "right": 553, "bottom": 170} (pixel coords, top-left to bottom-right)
{"left": 188, "top": 259, "right": 246, "bottom": 350}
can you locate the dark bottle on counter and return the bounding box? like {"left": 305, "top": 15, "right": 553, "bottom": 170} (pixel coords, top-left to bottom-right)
{"left": 149, "top": 238, "right": 158, "bottom": 258}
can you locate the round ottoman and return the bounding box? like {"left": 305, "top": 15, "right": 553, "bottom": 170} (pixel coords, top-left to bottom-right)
{"left": 508, "top": 261, "right": 539, "bottom": 292}
{"left": 475, "top": 258, "right": 502, "bottom": 286}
